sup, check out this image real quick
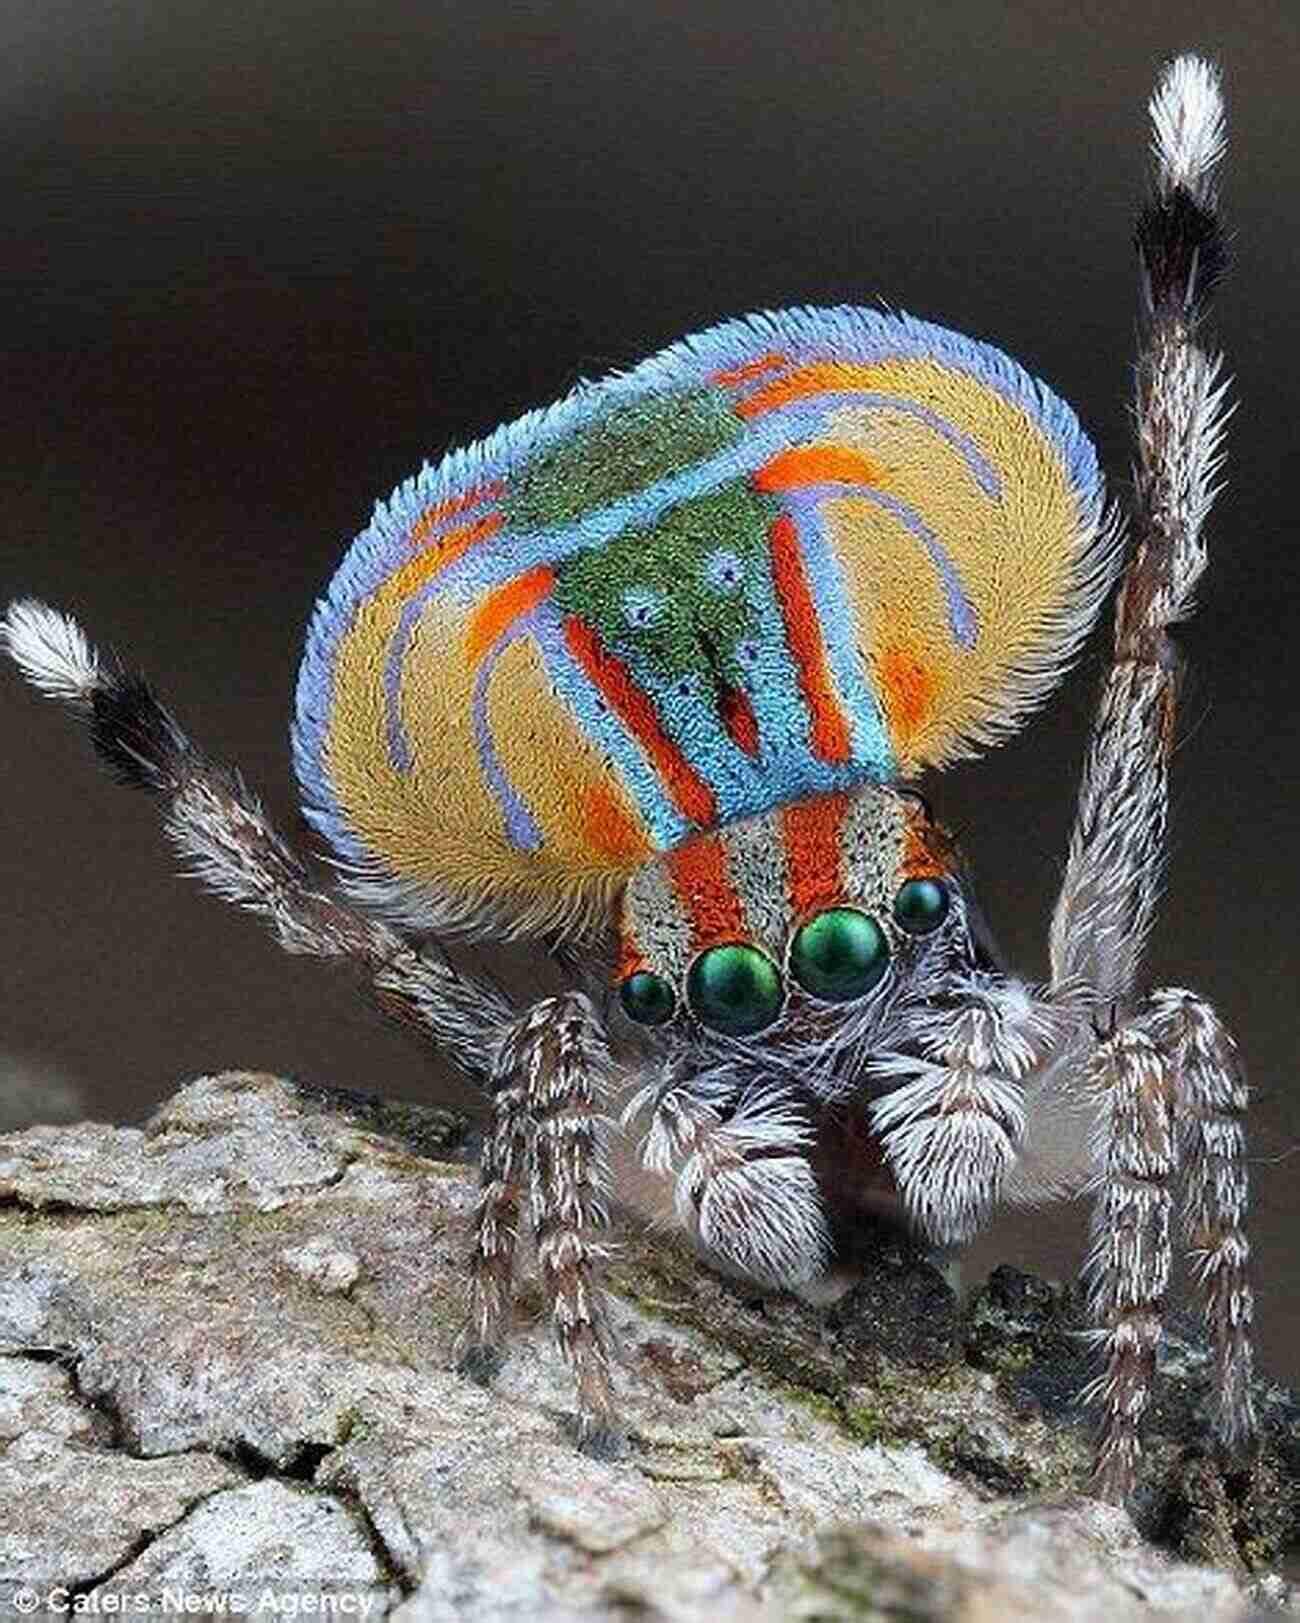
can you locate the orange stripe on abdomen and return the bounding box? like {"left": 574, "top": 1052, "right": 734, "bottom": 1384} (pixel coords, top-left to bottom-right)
{"left": 409, "top": 480, "right": 506, "bottom": 547}
{"left": 464, "top": 566, "right": 554, "bottom": 663}
{"left": 667, "top": 833, "right": 746, "bottom": 952}
{"left": 582, "top": 781, "right": 652, "bottom": 865}
{"left": 768, "top": 513, "right": 853, "bottom": 764}
{"left": 711, "top": 350, "right": 788, "bottom": 388}
{"left": 875, "top": 644, "right": 938, "bottom": 752}
{"left": 720, "top": 684, "right": 760, "bottom": 756}
{"left": 736, "top": 361, "right": 886, "bottom": 419}
{"left": 562, "top": 616, "right": 718, "bottom": 829}
{"left": 388, "top": 512, "right": 504, "bottom": 601}
{"left": 754, "top": 445, "right": 885, "bottom": 492}
{"left": 782, "top": 794, "right": 850, "bottom": 920}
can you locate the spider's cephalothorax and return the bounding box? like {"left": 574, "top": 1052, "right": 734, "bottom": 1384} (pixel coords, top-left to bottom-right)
{"left": 618, "top": 786, "right": 962, "bottom": 1042}
{"left": 2, "top": 55, "right": 1251, "bottom": 1500}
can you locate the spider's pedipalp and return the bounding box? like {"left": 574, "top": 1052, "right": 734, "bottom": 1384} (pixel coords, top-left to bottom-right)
{"left": 673, "top": 1085, "right": 831, "bottom": 1288}
{"left": 868, "top": 974, "right": 1056, "bottom": 1245}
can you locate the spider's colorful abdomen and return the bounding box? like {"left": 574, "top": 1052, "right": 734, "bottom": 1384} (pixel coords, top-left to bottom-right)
{"left": 293, "top": 307, "right": 1110, "bottom": 937}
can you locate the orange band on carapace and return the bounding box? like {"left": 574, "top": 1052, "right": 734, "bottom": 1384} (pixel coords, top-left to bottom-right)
{"left": 782, "top": 793, "right": 850, "bottom": 920}
{"left": 901, "top": 816, "right": 954, "bottom": 880}
{"left": 754, "top": 445, "right": 885, "bottom": 492}
{"left": 464, "top": 565, "right": 555, "bottom": 664}
{"left": 768, "top": 513, "right": 853, "bottom": 764}
{"left": 617, "top": 925, "right": 648, "bottom": 982}
{"left": 667, "top": 832, "right": 746, "bottom": 951}
{"left": 735, "top": 361, "right": 887, "bottom": 419}
{"left": 562, "top": 616, "right": 718, "bottom": 829}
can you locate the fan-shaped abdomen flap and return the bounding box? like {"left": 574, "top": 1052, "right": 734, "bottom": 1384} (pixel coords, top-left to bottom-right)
{"left": 294, "top": 307, "right": 1111, "bottom": 938}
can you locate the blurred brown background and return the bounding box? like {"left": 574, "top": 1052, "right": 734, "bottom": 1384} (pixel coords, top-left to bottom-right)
{"left": 2, "top": 1, "right": 1297, "bottom": 1377}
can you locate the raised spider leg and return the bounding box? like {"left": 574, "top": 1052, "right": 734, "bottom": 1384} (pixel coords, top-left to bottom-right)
{"left": 462, "top": 992, "right": 620, "bottom": 1453}
{"left": 0, "top": 600, "right": 517, "bottom": 1076}
{"left": 1051, "top": 55, "right": 1229, "bottom": 1006}
{"left": 1047, "top": 59, "right": 1250, "bottom": 1495}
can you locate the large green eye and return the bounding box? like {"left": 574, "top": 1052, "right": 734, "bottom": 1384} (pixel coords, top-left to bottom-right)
{"left": 620, "top": 971, "right": 676, "bottom": 1026}
{"left": 687, "top": 944, "right": 783, "bottom": 1036}
{"left": 893, "top": 878, "right": 951, "bottom": 935}
{"left": 790, "top": 907, "right": 889, "bottom": 1003}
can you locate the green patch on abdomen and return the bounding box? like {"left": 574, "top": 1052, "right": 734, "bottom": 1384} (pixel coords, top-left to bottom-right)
{"left": 552, "top": 480, "right": 780, "bottom": 685}
{"left": 506, "top": 386, "right": 744, "bottom": 530}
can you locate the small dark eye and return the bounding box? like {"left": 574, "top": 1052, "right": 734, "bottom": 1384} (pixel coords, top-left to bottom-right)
{"left": 893, "top": 877, "right": 950, "bottom": 934}
{"left": 619, "top": 970, "right": 676, "bottom": 1026}
{"left": 789, "top": 907, "right": 889, "bottom": 1003}
{"left": 687, "top": 943, "right": 783, "bottom": 1036}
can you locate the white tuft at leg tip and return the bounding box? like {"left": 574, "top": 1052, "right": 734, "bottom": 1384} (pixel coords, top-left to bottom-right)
{"left": 1150, "top": 53, "right": 1226, "bottom": 199}
{"left": 1, "top": 598, "right": 103, "bottom": 705}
